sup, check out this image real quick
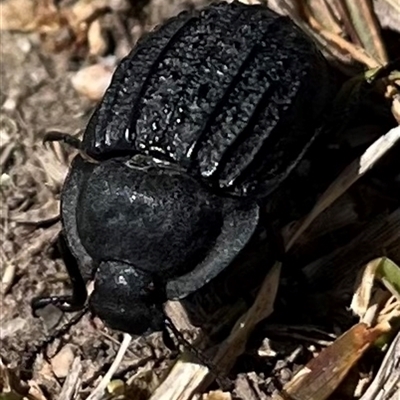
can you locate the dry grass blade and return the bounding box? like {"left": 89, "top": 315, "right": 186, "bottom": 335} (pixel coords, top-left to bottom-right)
{"left": 0, "top": 114, "right": 17, "bottom": 167}
{"left": 285, "top": 125, "right": 400, "bottom": 251}
{"left": 307, "top": 0, "right": 344, "bottom": 35}
{"left": 342, "top": 0, "right": 388, "bottom": 64}
{"left": 360, "top": 330, "right": 400, "bottom": 400}
{"left": 351, "top": 259, "right": 388, "bottom": 323}
{"left": 272, "top": 322, "right": 392, "bottom": 400}
{"left": 296, "top": 0, "right": 381, "bottom": 68}
{"left": 86, "top": 333, "right": 132, "bottom": 400}
{"left": 58, "top": 357, "right": 82, "bottom": 400}
{"left": 380, "top": 0, "right": 400, "bottom": 14}
{"left": 351, "top": 258, "right": 400, "bottom": 323}
{"left": 333, "top": 0, "right": 364, "bottom": 46}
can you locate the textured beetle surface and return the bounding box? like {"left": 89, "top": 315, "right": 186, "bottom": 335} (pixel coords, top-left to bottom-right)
{"left": 35, "top": 1, "right": 336, "bottom": 335}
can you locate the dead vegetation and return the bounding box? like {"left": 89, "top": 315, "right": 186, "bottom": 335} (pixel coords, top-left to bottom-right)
{"left": 1, "top": 1, "right": 400, "bottom": 399}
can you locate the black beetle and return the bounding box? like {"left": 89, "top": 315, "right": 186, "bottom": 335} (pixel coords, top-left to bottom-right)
{"left": 32, "top": 1, "right": 336, "bottom": 335}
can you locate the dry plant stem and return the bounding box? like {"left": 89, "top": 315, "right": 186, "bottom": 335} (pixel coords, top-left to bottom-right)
{"left": 312, "top": 0, "right": 344, "bottom": 35}
{"left": 297, "top": 1, "right": 381, "bottom": 68}
{"left": 333, "top": 0, "right": 364, "bottom": 46}
{"left": 58, "top": 356, "right": 82, "bottom": 400}
{"left": 360, "top": 330, "right": 400, "bottom": 400}
{"left": 381, "top": 297, "right": 400, "bottom": 316}
{"left": 285, "top": 125, "right": 400, "bottom": 250}
{"left": 86, "top": 333, "right": 132, "bottom": 400}
{"left": 377, "top": 295, "right": 400, "bottom": 322}
{"left": 343, "top": 0, "right": 388, "bottom": 64}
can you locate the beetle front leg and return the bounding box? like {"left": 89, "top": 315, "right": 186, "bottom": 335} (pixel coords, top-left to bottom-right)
{"left": 31, "top": 234, "right": 87, "bottom": 315}
{"left": 43, "top": 131, "right": 82, "bottom": 150}
{"left": 43, "top": 131, "right": 100, "bottom": 164}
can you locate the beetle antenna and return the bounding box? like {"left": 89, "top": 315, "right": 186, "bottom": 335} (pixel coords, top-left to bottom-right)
{"left": 22, "top": 306, "right": 88, "bottom": 374}
{"left": 164, "top": 316, "right": 231, "bottom": 389}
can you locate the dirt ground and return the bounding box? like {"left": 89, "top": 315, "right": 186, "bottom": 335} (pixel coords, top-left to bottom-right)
{"left": 1, "top": 1, "right": 400, "bottom": 400}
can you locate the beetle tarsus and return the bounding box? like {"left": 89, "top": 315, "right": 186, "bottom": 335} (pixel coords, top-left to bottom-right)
{"left": 31, "top": 295, "right": 85, "bottom": 316}
{"left": 43, "top": 131, "right": 82, "bottom": 150}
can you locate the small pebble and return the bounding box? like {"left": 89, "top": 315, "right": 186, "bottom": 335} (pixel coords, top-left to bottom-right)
{"left": 71, "top": 64, "right": 115, "bottom": 101}
{"left": 88, "top": 20, "right": 108, "bottom": 56}
{"left": 51, "top": 344, "right": 76, "bottom": 379}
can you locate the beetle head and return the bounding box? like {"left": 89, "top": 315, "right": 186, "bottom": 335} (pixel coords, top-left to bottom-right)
{"left": 90, "top": 261, "right": 165, "bottom": 334}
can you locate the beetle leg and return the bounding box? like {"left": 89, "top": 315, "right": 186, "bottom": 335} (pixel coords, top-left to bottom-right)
{"left": 43, "top": 131, "right": 100, "bottom": 164}
{"left": 43, "top": 131, "right": 82, "bottom": 150}
{"left": 31, "top": 234, "right": 88, "bottom": 315}
{"left": 161, "top": 323, "right": 178, "bottom": 351}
